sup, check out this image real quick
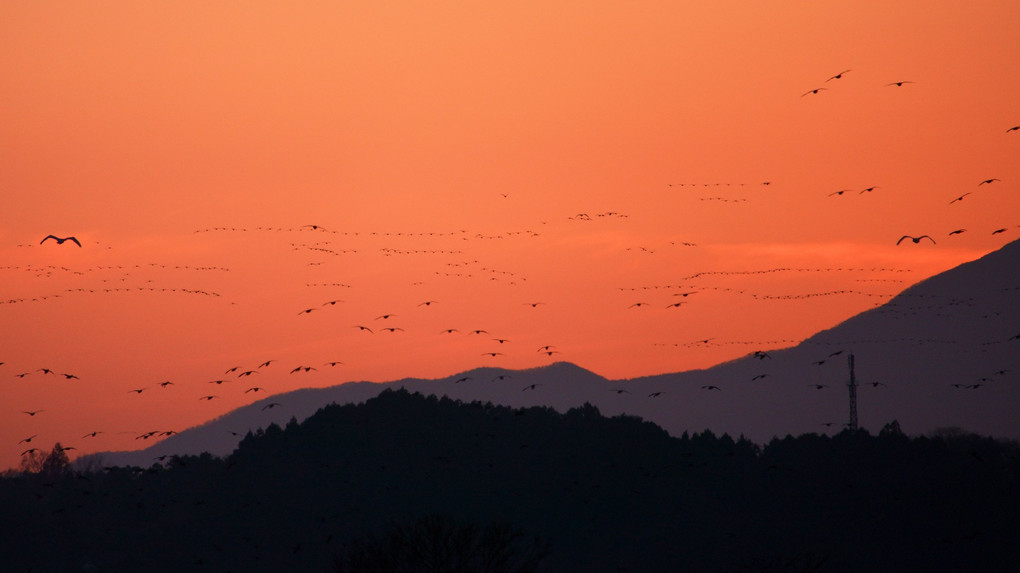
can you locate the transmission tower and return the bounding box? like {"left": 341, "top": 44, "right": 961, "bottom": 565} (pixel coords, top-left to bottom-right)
{"left": 847, "top": 352, "right": 858, "bottom": 431}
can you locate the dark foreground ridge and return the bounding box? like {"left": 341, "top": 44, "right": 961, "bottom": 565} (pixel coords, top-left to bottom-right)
{"left": 3, "top": 389, "right": 1018, "bottom": 572}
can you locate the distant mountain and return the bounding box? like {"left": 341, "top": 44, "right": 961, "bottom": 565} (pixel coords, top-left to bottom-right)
{"left": 87, "top": 239, "right": 1020, "bottom": 468}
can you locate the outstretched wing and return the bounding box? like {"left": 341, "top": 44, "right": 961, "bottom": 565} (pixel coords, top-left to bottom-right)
{"left": 68, "top": 236, "right": 82, "bottom": 247}
{"left": 40, "top": 235, "right": 58, "bottom": 244}
{"left": 896, "top": 235, "right": 909, "bottom": 245}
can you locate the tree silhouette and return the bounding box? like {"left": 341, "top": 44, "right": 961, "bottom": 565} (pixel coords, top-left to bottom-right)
{"left": 332, "top": 514, "right": 551, "bottom": 573}
{"left": 40, "top": 443, "right": 70, "bottom": 479}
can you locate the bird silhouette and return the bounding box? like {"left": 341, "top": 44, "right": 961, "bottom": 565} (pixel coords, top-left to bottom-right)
{"left": 648, "top": 391, "right": 665, "bottom": 398}
{"left": 701, "top": 385, "right": 722, "bottom": 391}
{"left": 481, "top": 352, "right": 504, "bottom": 357}
{"left": 948, "top": 229, "right": 967, "bottom": 236}
{"left": 808, "top": 384, "right": 828, "bottom": 389}
{"left": 897, "top": 235, "right": 935, "bottom": 245}
{"left": 801, "top": 88, "right": 828, "bottom": 97}
{"left": 978, "top": 178, "right": 1000, "bottom": 186}
{"left": 949, "top": 193, "right": 971, "bottom": 204}
{"left": 826, "top": 69, "right": 851, "bottom": 81}
{"left": 262, "top": 402, "right": 282, "bottom": 411}
{"left": 40, "top": 235, "right": 82, "bottom": 247}
{"left": 886, "top": 81, "right": 914, "bottom": 87}
{"left": 522, "top": 384, "right": 542, "bottom": 391}
{"left": 198, "top": 395, "right": 219, "bottom": 401}
{"left": 1008, "top": 126, "right": 1020, "bottom": 133}
{"left": 245, "top": 387, "right": 264, "bottom": 393}
{"left": 18, "top": 435, "right": 38, "bottom": 444}
{"left": 22, "top": 410, "right": 44, "bottom": 416}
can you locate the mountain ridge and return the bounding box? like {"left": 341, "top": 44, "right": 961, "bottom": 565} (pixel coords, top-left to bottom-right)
{"left": 85, "top": 239, "right": 1020, "bottom": 468}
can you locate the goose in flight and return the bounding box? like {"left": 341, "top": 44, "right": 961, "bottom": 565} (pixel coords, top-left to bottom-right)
{"left": 41, "top": 235, "right": 82, "bottom": 247}
{"left": 897, "top": 235, "right": 935, "bottom": 245}
{"left": 826, "top": 69, "right": 851, "bottom": 81}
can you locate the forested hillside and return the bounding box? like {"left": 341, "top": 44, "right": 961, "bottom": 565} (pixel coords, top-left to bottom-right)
{"left": 2, "top": 389, "right": 1017, "bottom": 572}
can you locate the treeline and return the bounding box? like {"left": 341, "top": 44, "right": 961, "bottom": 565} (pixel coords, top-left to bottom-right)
{"left": 1, "top": 388, "right": 1017, "bottom": 572}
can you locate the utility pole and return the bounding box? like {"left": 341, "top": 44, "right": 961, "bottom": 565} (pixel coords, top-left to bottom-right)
{"left": 847, "top": 352, "right": 858, "bottom": 431}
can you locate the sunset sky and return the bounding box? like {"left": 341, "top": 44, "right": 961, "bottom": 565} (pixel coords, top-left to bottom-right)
{"left": 2, "top": 1, "right": 1018, "bottom": 470}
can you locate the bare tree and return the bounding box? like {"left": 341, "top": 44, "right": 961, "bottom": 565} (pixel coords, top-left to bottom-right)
{"left": 333, "top": 514, "right": 552, "bottom": 573}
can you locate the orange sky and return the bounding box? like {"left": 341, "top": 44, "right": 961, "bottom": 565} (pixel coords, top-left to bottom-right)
{"left": 2, "top": 1, "right": 1019, "bottom": 471}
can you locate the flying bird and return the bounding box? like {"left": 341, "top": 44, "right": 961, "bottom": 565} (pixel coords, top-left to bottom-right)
{"left": 978, "top": 178, "right": 1000, "bottom": 186}
{"left": 897, "top": 235, "right": 935, "bottom": 245}
{"left": 701, "top": 385, "right": 722, "bottom": 391}
{"left": 885, "top": 81, "right": 914, "bottom": 87}
{"left": 198, "top": 395, "right": 219, "bottom": 401}
{"left": 1008, "top": 126, "right": 1020, "bottom": 133}
{"left": 826, "top": 69, "right": 851, "bottom": 81}
{"left": 808, "top": 384, "right": 828, "bottom": 390}
{"left": 40, "top": 235, "right": 82, "bottom": 247}
{"left": 245, "top": 387, "right": 264, "bottom": 393}
{"left": 22, "top": 410, "right": 44, "bottom": 416}
{"left": 801, "top": 87, "right": 828, "bottom": 97}
{"left": 262, "top": 402, "right": 282, "bottom": 411}
{"left": 353, "top": 325, "right": 374, "bottom": 333}
{"left": 481, "top": 352, "right": 504, "bottom": 357}
{"left": 948, "top": 229, "right": 967, "bottom": 236}
{"left": 18, "top": 435, "right": 38, "bottom": 444}
{"left": 949, "top": 193, "right": 971, "bottom": 204}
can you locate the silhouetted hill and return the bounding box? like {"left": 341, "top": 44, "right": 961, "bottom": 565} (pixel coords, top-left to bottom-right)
{"left": 86, "top": 240, "right": 1020, "bottom": 467}
{"left": 4, "top": 390, "right": 1019, "bottom": 572}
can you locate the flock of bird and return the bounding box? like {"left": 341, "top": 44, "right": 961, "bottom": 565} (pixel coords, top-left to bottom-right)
{"left": 4, "top": 65, "right": 1018, "bottom": 469}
